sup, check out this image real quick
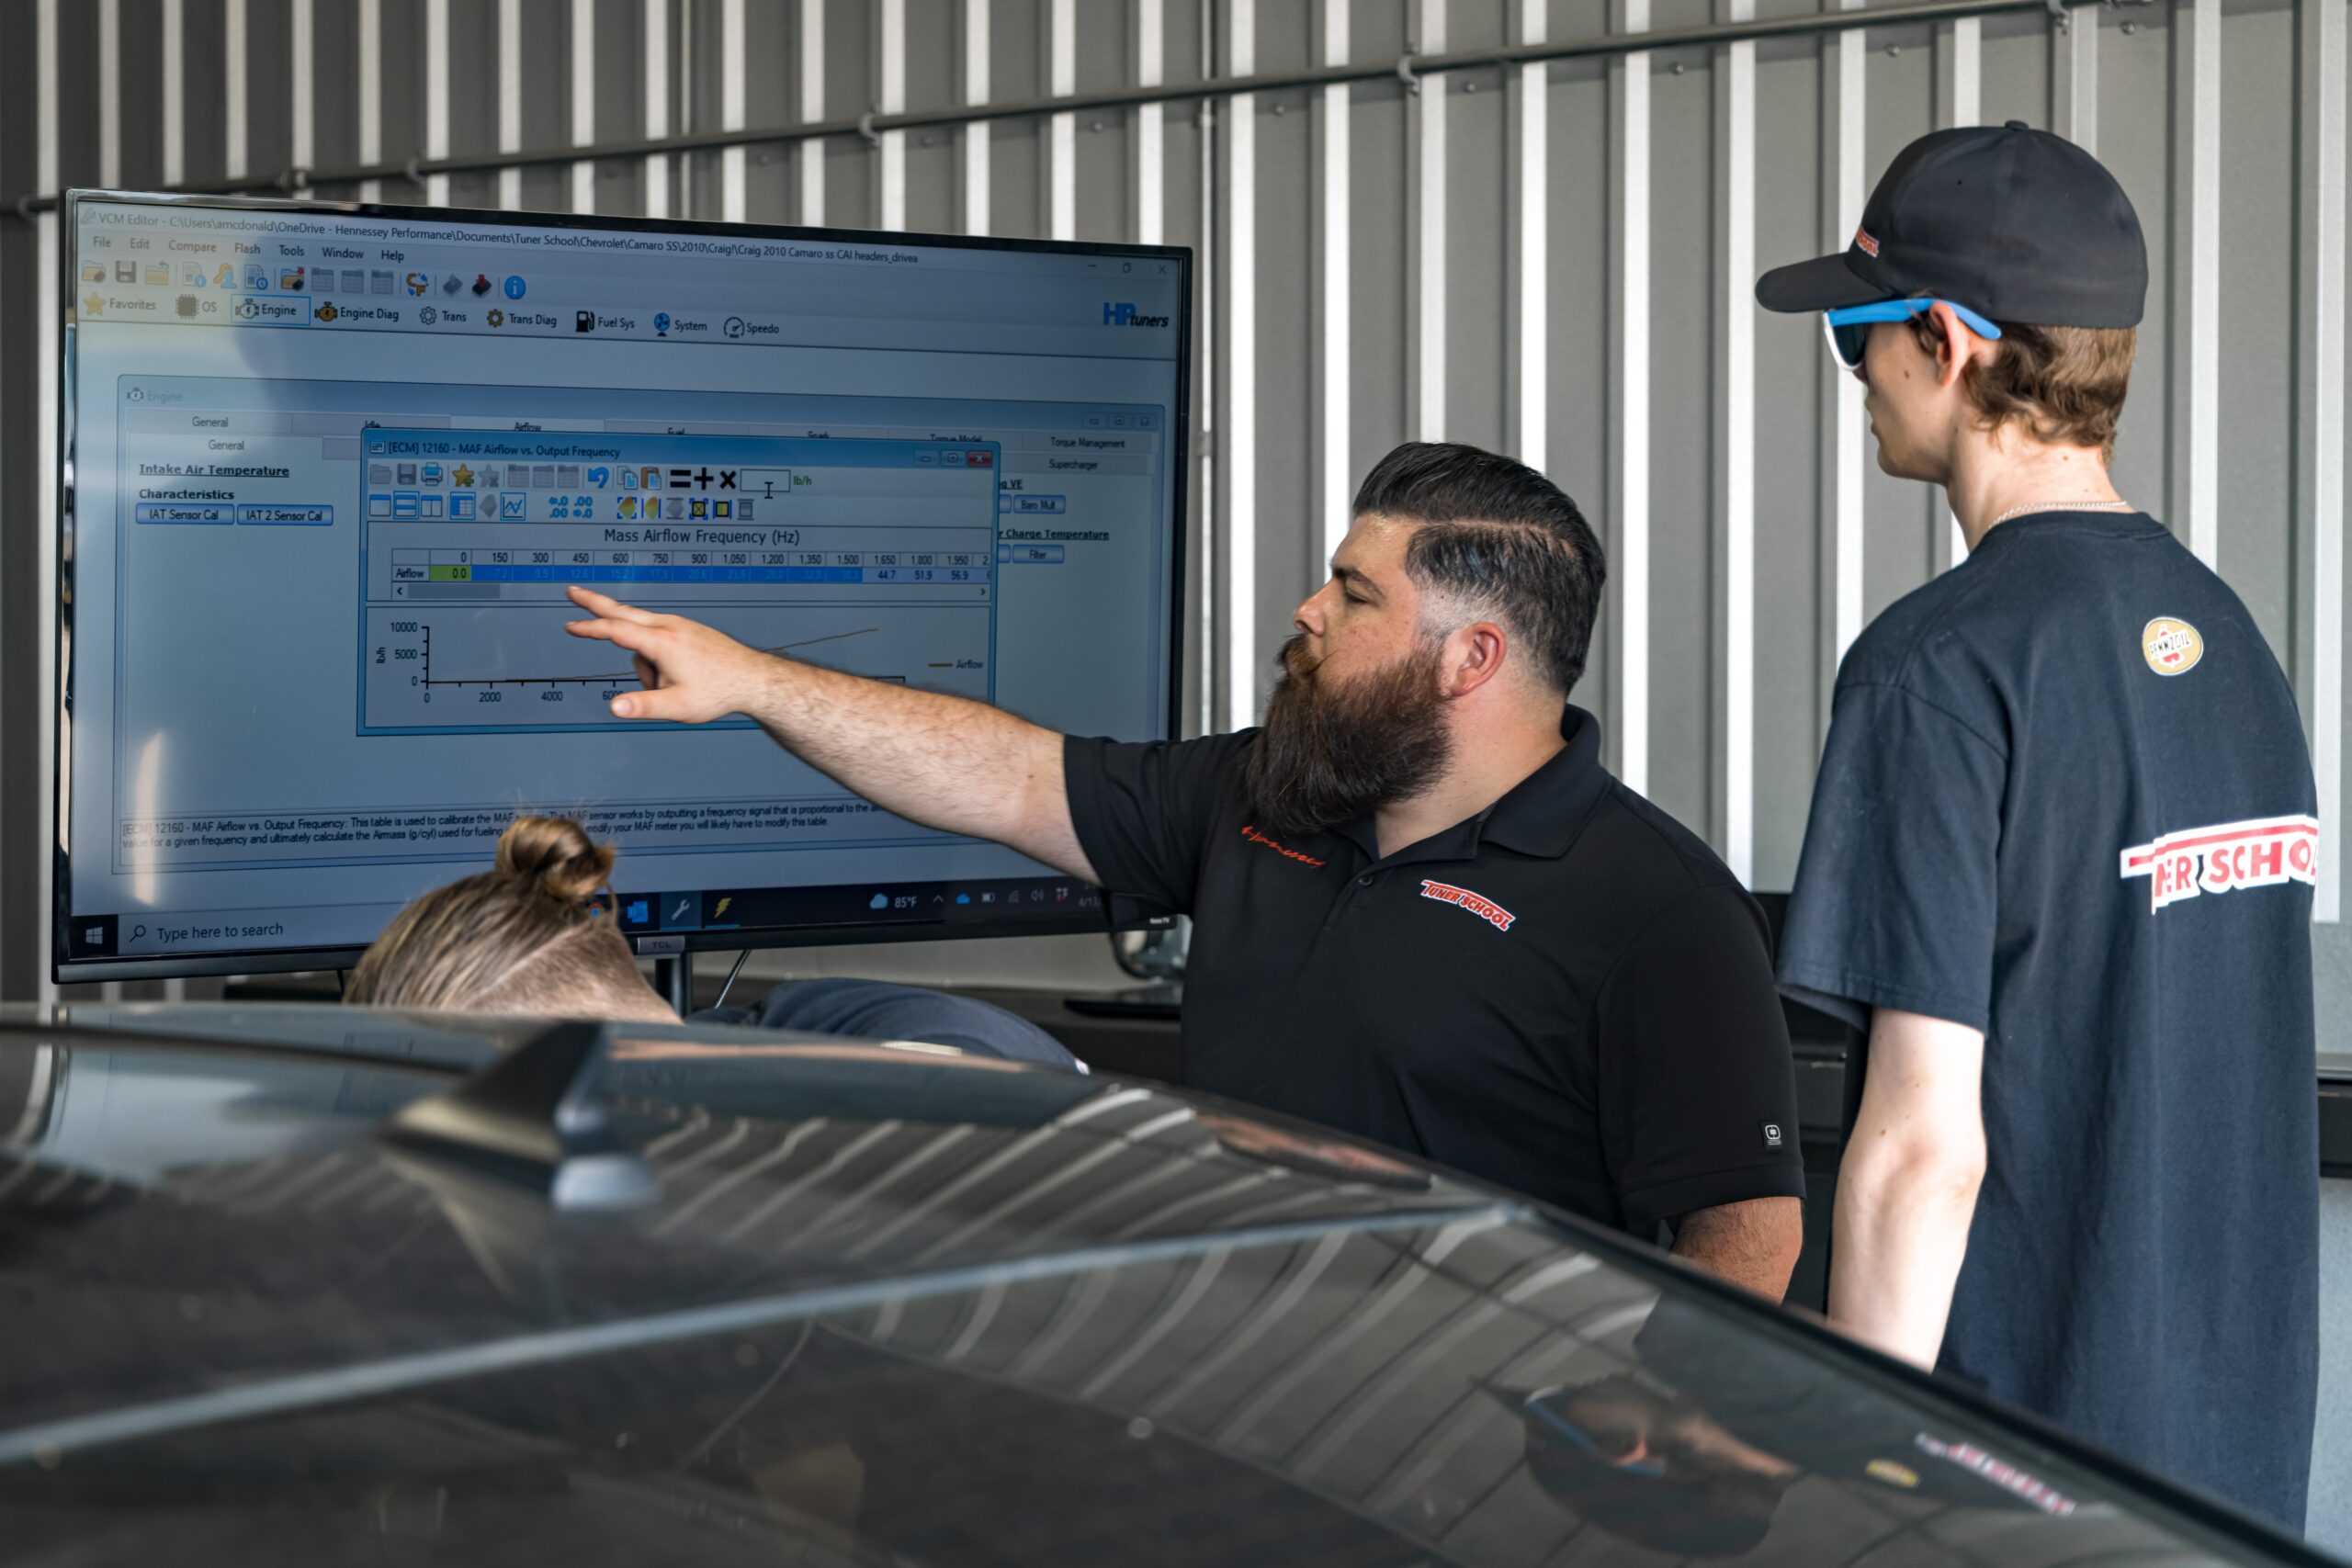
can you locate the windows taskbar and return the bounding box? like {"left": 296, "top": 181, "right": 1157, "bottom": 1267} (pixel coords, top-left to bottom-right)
{"left": 614, "top": 874, "right": 1118, "bottom": 951}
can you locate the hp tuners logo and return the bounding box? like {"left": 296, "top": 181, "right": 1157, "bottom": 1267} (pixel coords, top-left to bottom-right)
{"left": 1102, "top": 301, "right": 1171, "bottom": 329}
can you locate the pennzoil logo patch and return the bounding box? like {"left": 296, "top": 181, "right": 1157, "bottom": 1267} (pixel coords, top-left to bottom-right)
{"left": 2141, "top": 616, "right": 2203, "bottom": 676}
{"left": 2119, "top": 815, "right": 2319, "bottom": 911}
{"left": 1419, "top": 880, "right": 1517, "bottom": 933}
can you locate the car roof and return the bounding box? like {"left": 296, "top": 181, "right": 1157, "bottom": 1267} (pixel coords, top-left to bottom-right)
{"left": 0, "top": 1004, "right": 2332, "bottom": 1567}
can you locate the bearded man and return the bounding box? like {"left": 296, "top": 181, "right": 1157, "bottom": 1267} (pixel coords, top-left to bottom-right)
{"left": 564, "top": 441, "right": 1806, "bottom": 1295}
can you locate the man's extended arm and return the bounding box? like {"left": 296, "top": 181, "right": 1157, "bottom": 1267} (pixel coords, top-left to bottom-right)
{"left": 1671, "top": 1196, "right": 1804, "bottom": 1299}
{"left": 564, "top": 587, "right": 1097, "bottom": 883}
{"left": 1827, "top": 1007, "right": 1988, "bottom": 1367}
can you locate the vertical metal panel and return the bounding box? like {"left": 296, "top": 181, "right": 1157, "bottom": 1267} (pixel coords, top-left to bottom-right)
{"left": 798, "top": 0, "right": 824, "bottom": 224}
{"left": 2217, "top": 3, "right": 2297, "bottom": 665}
{"left": 371, "top": 0, "right": 421, "bottom": 204}
{"left": 440, "top": 0, "right": 499, "bottom": 209}
{"left": 1137, "top": 0, "right": 1165, "bottom": 245}
{"left": 1225, "top": 0, "right": 1256, "bottom": 731}
{"left": 100, "top": 0, "right": 122, "bottom": 186}
{"left": 675, "top": 0, "right": 695, "bottom": 214}
{"left": 1166, "top": 0, "right": 1211, "bottom": 739}
{"left": 1515, "top": 0, "right": 1545, "bottom": 474}
{"left": 33, "top": 0, "right": 61, "bottom": 1005}
{"left": 2301, "top": 0, "right": 2346, "bottom": 921}
{"left": 1347, "top": 0, "right": 1408, "bottom": 495}
{"left": 505, "top": 0, "right": 565, "bottom": 213}
{"left": 585, "top": 0, "right": 639, "bottom": 218}
{"left": 181, "top": 1, "right": 226, "bottom": 186}
{"left": 1415, "top": 0, "right": 1447, "bottom": 443}
{"left": 1976, "top": 12, "right": 2047, "bottom": 129}
{"left": 820, "top": 1, "right": 875, "bottom": 228}
{"left": 987, "top": 0, "right": 1044, "bottom": 236}
{"left": 1860, "top": 22, "right": 1935, "bottom": 620}
{"left": 2095, "top": 7, "right": 2168, "bottom": 515}
{"left": 965, "top": 0, "right": 992, "bottom": 233}
{"left": 1946, "top": 17, "right": 1981, "bottom": 121}
{"left": 1615, "top": 0, "right": 1652, "bottom": 796}
{"left": 570, "top": 0, "right": 596, "bottom": 213}
{"left": 1724, "top": 0, "right": 1757, "bottom": 885}
{"left": 495, "top": 0, "right": 520, "bottom": 208}
{"left": 2179, "top": 0, "right": 2221, "bottom": 569}
{"left": 1073, "top": 0, "right": 1133, "bottom": 242}
{"left": 224, "top": 0, "right": 246, "bottom": 177}
{"left": 719, "top": 0, "right": 745, "bottom": 221}
{"left": 879, "top": 0, "right": 908, "bottom": 229}
{"left": 902, "top": 0, "right": 962, "bottom": 231}
{"left": 1181, "top": 0, "right": 1212, "bottom": 739}
{"left": 641, "top": 0, "right": 670, "bottom": 215}
{"left": 1540, "top": 30, "right": 1612, "bottom": 757}
{"left": 247, "top": 1, "right": 291, "bottom": 197}
{"left": 1253, "top": 3, "right": 1314, "bottom": 691}
{"left": 1442, "top": 1, "right": 1510, "bottom": 459}
{"left": 2058, "top": 1, "right": 2096, "bottom": 152}
{"left": 292, "top": 0, "right": 315, "bottom": 176}
{"left": 164, "top": 0, "right": 187, "bottom": 186}
{"left": 1939, "top": 15, "right": 1977, "bottom": 567}
{"left": 1831, "top": 0, "right": 1864, "bottom": 663}
{"left": 1049, "top": 0, "right": 1078, "bottom": 239}
{"left": 1648, "top": 0, "right": 1714, "bottom": 837}
{"left": 1753, "top": 4, "right": 1827, "bottom": 890}
{"left": 308, "top": 0, "right": 356, "bottom": 193}
{"left": 732, "top": 0, "right": 792, "bottom": 222}
{"left": 424, "top": 0, "right": 450, "bottom": 206}
{"left": 1318, "top": 0, "right": 1350, "bottom": 562}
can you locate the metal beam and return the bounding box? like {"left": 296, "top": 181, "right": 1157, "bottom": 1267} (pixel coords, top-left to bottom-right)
{"left": 6, "top": 0, "right": 2064, "bottom": 217}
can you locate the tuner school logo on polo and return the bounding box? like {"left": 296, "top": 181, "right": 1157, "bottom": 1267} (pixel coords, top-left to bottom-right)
{"left": 1419, "top": 880, "right": 1516, "bottom": 932}
{"left": 2119, "top": 814, "right": 2319, "bottom": 911}
{"left": 2141, "top": 616, "right": 2203, "bottom": 676}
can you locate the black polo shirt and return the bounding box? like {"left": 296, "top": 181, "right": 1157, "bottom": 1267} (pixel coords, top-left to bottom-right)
{"left": 1063, "top": 706, "right": 1806, "bottom": 1236}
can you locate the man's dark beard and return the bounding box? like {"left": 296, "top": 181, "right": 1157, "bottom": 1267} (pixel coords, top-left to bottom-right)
{"left": 1243, "top": 634, "right": 1454, "bottom": 836}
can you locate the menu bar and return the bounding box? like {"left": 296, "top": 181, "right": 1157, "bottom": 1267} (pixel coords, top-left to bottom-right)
{"left": 74, "top": 199, "right": 1186, "bottom": 359}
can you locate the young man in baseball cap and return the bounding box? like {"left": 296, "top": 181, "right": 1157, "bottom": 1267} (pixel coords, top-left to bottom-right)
{"left": 1757, "top": 122, "right": 2318, "bottom": 1529}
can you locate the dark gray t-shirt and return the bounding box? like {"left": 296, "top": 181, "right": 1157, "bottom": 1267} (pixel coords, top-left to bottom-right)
{"left": 1778, "top": 510, "right": 2318, "bottom": 1529}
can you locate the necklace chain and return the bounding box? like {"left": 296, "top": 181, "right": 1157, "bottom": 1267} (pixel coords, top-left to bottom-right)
{"left": 1990, "top": 499, "right": 2135, "bottom": 527}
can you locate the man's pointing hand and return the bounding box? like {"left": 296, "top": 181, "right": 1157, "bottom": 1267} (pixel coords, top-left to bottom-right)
{"left": 563, "top": 585, "right": 765, "bottom": 724}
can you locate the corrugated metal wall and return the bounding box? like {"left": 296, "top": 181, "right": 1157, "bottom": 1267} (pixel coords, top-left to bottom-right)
{"left": 0, "top": 0, "right": 2347, "bottom": 1010}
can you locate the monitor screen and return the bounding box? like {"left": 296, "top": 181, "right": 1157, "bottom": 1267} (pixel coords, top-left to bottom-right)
{"left": 56, "top": 193, "right": 1190, "bottom": 982}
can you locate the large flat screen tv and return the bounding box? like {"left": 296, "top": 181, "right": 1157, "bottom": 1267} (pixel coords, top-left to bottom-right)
{"left": 56, "top": 191, "right": 1191, "bottom": 983}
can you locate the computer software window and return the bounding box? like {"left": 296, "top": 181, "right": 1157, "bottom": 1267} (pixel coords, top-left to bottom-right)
{"left": 66, "top": 201, "right": 1183, "bottom": 964}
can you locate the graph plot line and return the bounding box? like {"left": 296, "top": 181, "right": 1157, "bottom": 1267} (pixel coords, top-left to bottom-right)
{"left": 417, "top": 625, "right": 881, "bottom": 688}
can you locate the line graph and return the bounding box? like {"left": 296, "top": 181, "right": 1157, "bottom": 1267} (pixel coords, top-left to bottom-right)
{"left": 361, "top": 604, "right": 989, "bottom": 733}
{"left": 417, "top": 625, "right": 881, "bottom": 688}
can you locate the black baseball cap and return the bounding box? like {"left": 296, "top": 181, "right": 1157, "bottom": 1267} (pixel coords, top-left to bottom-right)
{"left": 1755, "top": 121, "right": 2147, "bottom": 328}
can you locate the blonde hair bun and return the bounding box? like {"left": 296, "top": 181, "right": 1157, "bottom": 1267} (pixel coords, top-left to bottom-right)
{"left": 494, "top": 816, "right": 616, "bottom": 904}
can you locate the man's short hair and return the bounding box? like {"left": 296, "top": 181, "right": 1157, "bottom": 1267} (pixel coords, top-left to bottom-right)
{"left": 1911, "top": 318, "right": 2137, "bottom": 461}
{"left": 1351, "top": 441, "right": 1606, "bottom": 698}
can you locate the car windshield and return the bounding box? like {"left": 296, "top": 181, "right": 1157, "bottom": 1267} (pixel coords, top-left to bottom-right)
{"left": 0, "top": 1014, "right": 2305, "bottom": 1567}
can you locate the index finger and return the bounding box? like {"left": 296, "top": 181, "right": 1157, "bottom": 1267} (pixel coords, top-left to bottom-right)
{"left": 566, "top": 584, "right": 662, "bottom": 625}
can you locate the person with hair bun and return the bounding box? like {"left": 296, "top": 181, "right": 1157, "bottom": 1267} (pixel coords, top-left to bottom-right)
{"left": 348, "top": 816, "right": 673, "bottom": 1021}
{"left": 347, "top": 816, "right": 1081, "bottom": 1068}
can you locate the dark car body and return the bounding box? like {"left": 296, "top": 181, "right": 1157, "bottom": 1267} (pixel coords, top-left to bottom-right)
{"left": 0, "top": 1002, "right": 2335, "bottom": 1566}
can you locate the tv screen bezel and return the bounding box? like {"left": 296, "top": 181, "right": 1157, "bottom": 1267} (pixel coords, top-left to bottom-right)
{"left": 53, "top": 188, "right": 1193, "bottom": 985}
